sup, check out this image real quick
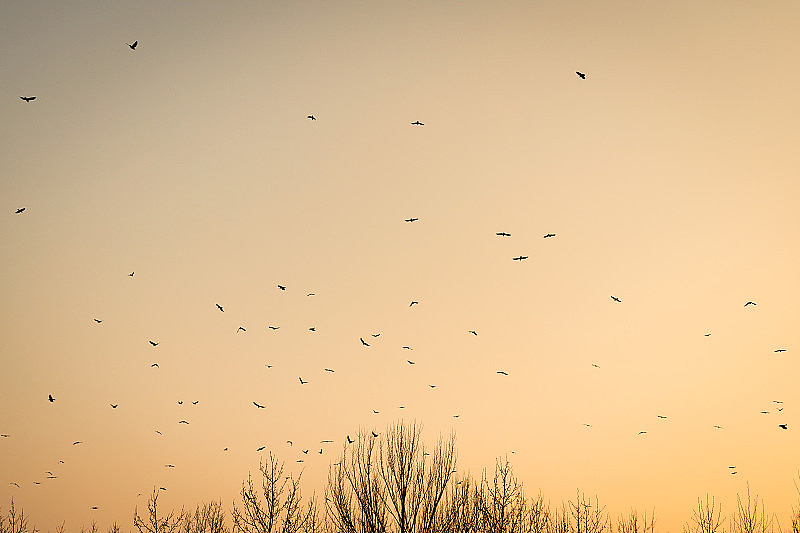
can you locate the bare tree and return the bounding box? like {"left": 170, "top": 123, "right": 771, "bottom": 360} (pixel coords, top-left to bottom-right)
{"left": 326, "top": 421, "right": 457, "bottom": 533}
{"left": 684, "top": 496, "right": 725, "bottom": 533}
{"left": 134, "top": 488, "right": 188, "bottom": 533}
{"left": 731, "top": 485, "right": 774, "bottom": 533}
{"left": 232, "top": 452, "right": 318, "bottom": 533}
{"left": 0, "top": 499, "right": 37, "bottom": 533}
{"left": 182, "top": 501, "right": 228, "bottom": 533}
{"left": 616, "top": 510, "right": 655, "bottom": 533}
{"left": 567, "top": 491, "right": 608, "bottom": 533}
{"left": 475, "top": 458, "right": 529, "bottom": 533}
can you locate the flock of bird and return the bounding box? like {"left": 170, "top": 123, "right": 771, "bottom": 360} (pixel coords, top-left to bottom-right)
{"left": 4, "top": 39, "right": 793, "bottom": 516}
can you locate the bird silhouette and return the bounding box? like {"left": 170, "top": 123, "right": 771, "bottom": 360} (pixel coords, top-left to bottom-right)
{"left": 93, "top": 318, "right": 102, "bottom": 323}
{"left": 324, "top": 368, "right": 335, "bottom": 372}
{"left": 216, "top": 303, "right": 224, "bottom": 312}
{"left": 178, "top": 420, "right": 189, "bottom": 424}
{"left": 657, "top": 415, "right": 667, "bottom": 419}
{"left": 360, "top": 338, "right": 370, "bottom": 346}
{"left": 128, "top": 271, "right": 134, "bottom": 277}
{"left": 268, "top": 325, "right": 280, "bottom": 330}
{"left": 713, "top": 425, "right": 723, "bottom": 429}
{"left": 411, "top": 121, "right": 424, "bottom": 126}
{"left": 409, "top": 301, "right": 419, "bottom": 306}
{"left": 744, "top": 301, "right": 756, "bottom": 307}
{"left": 371, "top": 431, "right": 379, "bottom": 437}
{"left": 308, "top": 326, "right": 316, "bottom": 332}
{"left": 127, "top": 40, "right": 138, "bottom": 50}
{"left": 253, "top": 402, "right": 265, "bottom": 408}
{"left": 191, "top": 401, "right": 198, "bottom": 405}
{"left": 373, "top": 410, "right": 380, "bottom": 414}
{"left": 610, "top": 296, "right": 622, "bottom": 303}
{"left": 774, "top": 349, "right": 786, "bottom": 353}
{"left": 48, "top": 394, "right": 55, "bottom": 403}
{"left": 110, "top": 404, "right": 118, "bottom": 409}
{"left": 497, "top": 371, "right": 508, "bottom": 376}
{"left": 402, "top": 346, "right": 412, "bottom": 350}
{"left": 165, "top": 464, "right": 175, "bottom": 468}
{"left": 321, "top": 439, "right": 333, "bottom": 443}
{"left": 543, "top": 233, "right": 556, "bottom": 238}
{"left": 257, "top": 446, "right": 266, "bottom": 451}
{"left": 277, "top": 285, "right": 286, "bottom": 290}
{"left": 429, "top": 384, "right": 436, "bottom": 388}
{"left": 10, "top": 482, "right": 19, "bottom": 487}
{"left": 149, "top": 340, "right": 158, "bottom": 346}
{"left": 704, "top": 333, "right": 711, "bottom": 337}
{"left": 407, "top": 360, "right": 415, "bottom": 364}
{"left": 637, "top": 431, "right": 647, "bottom": 435}
{"left": 779, "top": 424, "right": 788, "bottom": 430}
{"left": 307, "top": 115, "right": 316, "bottom": 120}
{"left": 73, "top": 441, "right": 82, "bottom": 445}
{"left": 299, "top": 377, "right": 308, "bottom": 384}
{"left": 468, "top": 330, "right": 477, "bottom": 336}
{"left": 592, "top": 363, "right": 600, "bottom": 368}
{"left": 512, "top": 256, "right": 528, "bottom": 261}
{"left": 576, "top": 71, "right": 586, "bottom": 79}
{"left": 286, "top": 440, "right": 293, "bottom": 446}
{"left": 0, "top": 434, "right": 9, "bottom": 438}
{"left": 496, "top": 232, "right": 511, "bottom": 237}
{"left": 347, "top": 435, "right": 354, "bottom": 444}
{"left": 404, "top": 217, "right": 419, "bottom": 222}
{"left": 237, "top": 326, "right": 246, "bottom": 332}
{"left": 14, "top": 207, "right": 26, "bottom": 213}
{"left": 371, "top": 333, "right": 381, "bottom": 337}
{"left": 178, "top": 401, "right": 184, "bottom": 405}
{"left": 20, "top": 96, "right": 37, "bottom": 102}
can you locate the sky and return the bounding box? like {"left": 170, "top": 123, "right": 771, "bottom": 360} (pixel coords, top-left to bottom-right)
{"left": 1, "top": 1, "right": 799, "bottom": 531}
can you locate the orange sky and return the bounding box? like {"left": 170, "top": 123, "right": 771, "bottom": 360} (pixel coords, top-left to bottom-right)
{"left": 1, "top": 1, "right": 799, "bottom": 531}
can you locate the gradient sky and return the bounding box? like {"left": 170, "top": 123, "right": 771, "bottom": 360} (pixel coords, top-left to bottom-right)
{"left": 1, "top": 1, "right": 799, "bottom": 531}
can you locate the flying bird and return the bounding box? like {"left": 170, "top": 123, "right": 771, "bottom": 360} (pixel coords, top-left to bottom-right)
{"left": 576, "top": 71, "right": 586, "bottom": 79}
{"left": 407, "top": 360, "right": 415, "bottom": 365}
{"left": 165, "top": 464, "right": 175, "bottom": 468}
{"left": 178, "top": 420, "right": 189, "bottom": 424}
{"left": 411, "top": 121, "right": 424, "bottom": 126}
{"left": 237, "top": 326, "right": 246, "bottom": 332}
{"left": 496, "top": 232, "right": 511, "bottom": 237}
{"left": 48, "top": 394, "right": 55, "bottom": 402}
{"left": 0, "top": 434, "right": 9, "bottom": 438}
{"left": 404, "top": 217, "right": 419, "bottom": 222}
{"left": 324, "top": 368, "right": 335, "bottom": 372}
{"left": 409, "top": 301, "right": 419, "bottom": 306}
{"left": 286, "top": 440, "right": 293, "bottom": 446}
{"left": 129, "top": 271, "right": 134, "bottom": 277}
{"left": 151, "top": 363, "right": 159, "bottom": 368}
{"left": 216, "top": 303, "right": 224, "bottom": 312}
{"left": 299, "top": 377, "right": 308, "bottom": 384}
{"left": 497, "top": 371, "right": 508, "bottom": 376}
{"left": 93, "top": 318, "right": 102, "bottom": 323}
{"left": 268, "top": 325, "right": 280, "bottom": 330}
{"left": 347, "top": 435, "right": 354, "bottom": 444}
{"left": 257, "top": 446, "right": 266, "bottom": 451}
{"left": 512, "top": 256, "right": 528, "bottom": 261}
{"left": 704, "top": 333, "right": 711, "bottom": 337}
{"left": 20, "top": 96, "right": 37, "bottom": 102}
{"left": 611, "top": 296, "right": 622, "bottom": 303}
{"left": 360, "top": 338, "right": 370, "bottom": 346}
{"left": 277, "top": 285, "right": 286, "bottom": 290}
{"left": 744, "top": 301, "right": 756, "bottom": 307}
{"left": 149, "top": 340, "right": 158, "bottom": 346}
{"left": 178, "top": 401, "right": 183, "bottom": 405}
{"left": 637, "top": 431, "right": 647, "bottom": 435}
{"left": 779, "top": 424, "right": 788, "bottom": 430}
{"left": 308, "top": 327, "right": 316, "bottom": 332}
{"left": 468, "top": 330, "right": 477, "bottom": 336}
{"left": 253, "top": 401, "right": 265, "bottom": 408}
{"left": 774, "top": 349, "right": 786, "bottom": 353}
{"left": 14, "top": 207, "right": 26, "bottom": 213}
{"left": 302, "top": 449, "right": 309, "bottom": 454}
{"left": 127, "top": 40, "right": 138, "bottom": 50}
{"left": 543, "top": 233, "right": 556, "bottom": 238}
{"left": 321, "top": 439, "right": 333, "bottom": 443}
{"left": 307, "top": 115, "right": 316, "bottom": 120}
{"left": 657, "top": 415, "right": 668, "bottom": 419}
{"left": 371, "top": 431, "right": 379, "bottom": 437}
{"left": 307, "top": 293, "right": 315, "bottom": 296}
{"left": 402, "top": 346, "right": 412, "bottom": 350}
{"left": 155, "top": 430, "right": 162, "bottom": 435}
{"left": 191, "top": 401, "right": 198, "bottom": 405}
{"left": 713, "top": 425, "right": 723, "bottom": 429}
{"left": 110, "top": 404, "right": 118, "bottom": 409}
{"left": 10, "top": 482, "right": 19, "bottom": 487}
{"left": 73, "top": 441, "right": 82, "bottom": 445}
{"left": 429, "top": 384, "right": 437, "bottom": 388}
{"left": 591, "top": 363, "right": 600, "bottom": 368}
{"left": 371, "top": 333, "right": 381, "bottom": 337}
{"left": 373, "top": 410, "right": 380, "bottom": 414}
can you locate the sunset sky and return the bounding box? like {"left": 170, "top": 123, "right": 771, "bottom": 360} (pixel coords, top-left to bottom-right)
{"left": 1, "top": 1, "right": 799, "bottom": 531}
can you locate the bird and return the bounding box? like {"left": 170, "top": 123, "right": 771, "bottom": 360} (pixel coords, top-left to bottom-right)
{"left": 216, "top": 303, "right": 224, "bottom": 312}
{"left": 576, "top": 71, "right": 586, "bottom": 79}
{"left": 611, "top": 296, "right": 622, "bottom": 303}
{"left": 371, "top": 431, "right": 379, "bottom": 437}
{"left": 307, "top": 115, "right": 316, "bottom": 120}
{"left": 402, "top": 346, "right": 412, "bottom": 350}
{"left": 373, "top": 410, "right": 380, "bottom": 414}
{"left": 360, "top": 338, "right": 370, "bottom": 346}
{"left": 151, "top": 363, "right": 159, "bottom": 368}
{"left": 155, "top": 430, "right": 162, "bottom": 435}
{"left": 453, "top": 414, "right": 460, "bottom": 418}
{"left": 760, "top": 411, "right": 769, "bottom": 415}
{"left": 308, "top": 327, "right": 316, "bottom": 332}
{"left": 178, "top": 420, "right": 189, "bottom": 424}
{"left": 637, "top": 431, "right": 647, "bottom": 435}
{"left": 779, "top": 424, "right": 788, "bottom": 430}
{"left": 512, "top": 256, "right": 528, "bottom": 261}
{"left": 237, "top": 326, "right": 246, "bottom": 332}
{"left": 774, "top": 400, "right": 784, "bottom": 404}
{"left": 468, "top": 330, "right": 477, "bottom": 336}
{"left": 159, "top": 487, "right": 166, "bottom": 491}
{"left": 321, "top": 439, "right": 333, "bottom": 443}
{"left": 0, "top": 434, "right": 8, "bottom": 438}
{"left": 371, "top": 333, "right": 381, "bottom": 337}
{"left": 20, "top": 96, "right": 37, "bottom": 102}
{"left": 713, "top": 425, "right": 723, "bottom": 429}
{"left": 268, "top": 325, "right": 280, "bottom": 330}
{"left": 14, "top": 207, "right": 26, "bottom": 213}
{"left": 191, "top": 401, "right": 198, "bottom": 405}
{"left": 286, "top": 440, "right": 293, "bottom": 446}
{"left": 347, "top": 435, "right": 354, "bottom": 444}
{"left": 165, "top": 464, "right": 175, "bottom": 468}
{"left": 307, "top": 293, "right": 315, "bottom": 296}
{"left": 128, "top": 271, "right": 134, "bottom": 277}
{"left": 657, "top": 415, "right": 668, "bottom": 419}
{"left": 10, "top": 482, "right": 19, "bottom": 488}
{"left": 324, "top": 368, "right": 335, "bottom": 372}
{"left": 429, "top": 384, "right": 436, "bottom": 388}
{"left": 277, "top": 285, "right": 286, "bottom": 290}
{"left": 257, "top": 446, "right": 266, "bottom": 451}
{"left": 411, "top": 121, "right": 424, "bottom": 126}
{"left": 318, "top": 449, "right": 323, "bottom": 454}
{"left": 774, "top": 349, "right": 787, "bottom": 353}
{"left": 299, "top": 377, "right": 308, "bottom": 384}
{"left": 73, "top": 441, "right": 82, "bottom": 445}
{"left": 497, "top": 371, "right": 508, "bottom": 376}
{"left": 253, "top": 401, "right": 265, "bottom": 408}
{"left": 110, "top": 404, "right": 118, "bottom": 409}
{"left": 409, "top": 301, "right": 419, "bottom": 306}
{"left": 744, "top": 301, "right": 756, "bottom": 307}
{"left": 404, "top": 217, "right": 419, "bottom": 222}
{"left": 149, "top": 340, "right": 158, "bottom": 347}
{"left": 407, "top": 360, "right": 415, "bottom": 365}
{"left": 93, "top": 318, "right": 102, "bottom": 323}
{"left": 127, "top": 40, "right": 138, "bottom": 50}
{"left": 704, "top": 333, "right": 711, "bottom": 337}
{"left": 543, "top": 233, "right": 556, "bottom": 238}
{"left": 583, "top": 423, "right": 592, "bottom": 427}
{"left": 48, "top": 394, "right": 55, "bottom": 403}
{"left": 178, "top": 401, "right": 183, "bottom": 405}
{"left": 496, "top": 232, "right": 511, "bottom": 237}
{"left": 591, "top": 363, "right": 600, "bottom": 368}
{"left": 302, "top": 449, "right": 309, "bottom": 454}
{"left": 729, "top": 466, "right": 736, "bottom": 469}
